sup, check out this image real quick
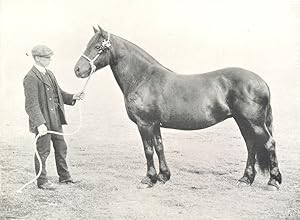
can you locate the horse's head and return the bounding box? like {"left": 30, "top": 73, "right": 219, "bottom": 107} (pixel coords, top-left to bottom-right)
{"left": 74, "top": 26, "right": 112, "bottom": 78}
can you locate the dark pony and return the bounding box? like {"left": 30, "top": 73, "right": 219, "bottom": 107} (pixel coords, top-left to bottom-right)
{"left": 74, "top": 26, "right": 282, "bottom": 189}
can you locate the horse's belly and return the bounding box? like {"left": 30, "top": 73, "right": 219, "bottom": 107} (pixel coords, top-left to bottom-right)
{"left": 160, "top": 104, "right": 230, "bottom": 130}
{"left": 161, "top": 119, "right": 217, "bottom": 130}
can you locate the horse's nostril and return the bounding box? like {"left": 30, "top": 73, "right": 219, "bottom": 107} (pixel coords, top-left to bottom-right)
{"left": 75, "top": 66, "right": 80, "bottom": 74}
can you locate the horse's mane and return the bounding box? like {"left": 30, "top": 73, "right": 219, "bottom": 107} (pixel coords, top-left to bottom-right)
{"left": 115, "top": 35, "right": 173, "bottom": 73}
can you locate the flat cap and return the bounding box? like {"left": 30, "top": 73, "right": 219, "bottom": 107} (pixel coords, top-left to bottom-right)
{"left": 31, "top": 45, "right": 54, "bottom": 57}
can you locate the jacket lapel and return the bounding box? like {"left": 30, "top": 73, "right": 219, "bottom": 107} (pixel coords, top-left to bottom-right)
{"left": 31, "top": 66, "right": 51, "bottom": 86}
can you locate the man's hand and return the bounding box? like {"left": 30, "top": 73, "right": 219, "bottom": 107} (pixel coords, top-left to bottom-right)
{"left": 73, "top": 91, "right": 85, "bottom": 100}
{"left": 37, "top": 124, "right": 48, "bottom": 136}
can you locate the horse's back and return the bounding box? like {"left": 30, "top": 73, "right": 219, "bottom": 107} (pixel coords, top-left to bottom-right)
{"left": 160, "top": 67, "right": 269, "bottom": 104}
{"left": 178, "top": 67, "right": 270, "bottom": 106}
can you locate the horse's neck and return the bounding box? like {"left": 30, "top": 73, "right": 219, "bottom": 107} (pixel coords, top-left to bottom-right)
{"left": 109, "top": 35, "right": 161, "bottom": 95}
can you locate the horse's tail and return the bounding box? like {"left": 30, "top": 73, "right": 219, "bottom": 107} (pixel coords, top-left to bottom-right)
{"left": 255, "top": 103, "right": 273, "bottom": 173}
{"left": 265, "top": 104, "right": 273, "bottom": 136}
{"left": 264, "top": 82, "right": 273, "bottom": 136}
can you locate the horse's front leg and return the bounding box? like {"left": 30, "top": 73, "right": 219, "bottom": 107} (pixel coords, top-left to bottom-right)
{"left": 138, "top": 124, "right": 158, "bottom": 187}
{"left": 152, "top": 124, "right": 171, "bottom": 183}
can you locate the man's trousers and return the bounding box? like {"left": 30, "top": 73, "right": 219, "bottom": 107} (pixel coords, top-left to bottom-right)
{"left": 35, "top": 109, "right": 71, "bottom": 185}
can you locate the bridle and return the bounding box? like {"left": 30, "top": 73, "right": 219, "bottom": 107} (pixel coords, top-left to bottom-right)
{"left": 79, "top": 32, "right": 111, "bottom": 92}
{"left": 81, "top": 32, "right": 112, "bottom": 75}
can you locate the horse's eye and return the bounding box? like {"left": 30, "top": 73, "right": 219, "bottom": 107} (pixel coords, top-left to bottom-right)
{"left": 95, "top": 45, "right": 101, "bottom": 50}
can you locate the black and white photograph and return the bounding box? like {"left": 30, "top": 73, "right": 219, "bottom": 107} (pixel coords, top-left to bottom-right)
{"left": 0, "top": 0, "right": 299, "bottom": 219}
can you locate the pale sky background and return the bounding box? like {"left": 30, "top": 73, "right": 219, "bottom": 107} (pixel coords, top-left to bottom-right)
{"left": 0, "top": 0, "right": 300, "bottom": 136}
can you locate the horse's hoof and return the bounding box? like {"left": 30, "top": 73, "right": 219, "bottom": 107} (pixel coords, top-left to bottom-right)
{"left": 237, "top": 181, "right": 250, "bottom": 188}
{"left": 157, "top": 173, "right": 170, "bottom": 184}
{"left": 267, "top": 179, "right": 280, "bottom": 190}
{"left": 137, "top": 182, "right": 153, "bottom": 189}
{"left": 156, "top": 179, "right": 166, "bottom": 186}
{"left": 275, "top": 172, "right": 282, "bottom": 185}
{"left": 137, "top": 177, "right": 154, "bottom": 189}
{"left": 157, "top": 175, "right": 167, "bottom": 184}
{"left": 267, "top": 180, "right": 279, "bottom": 191}
{"left": 266, "top": 184, "right": 279, "bottom": 191}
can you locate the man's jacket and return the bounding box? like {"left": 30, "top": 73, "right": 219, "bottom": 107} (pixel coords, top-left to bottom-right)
{"left": 23, "top": 66, "right": 75, "bottom": 133}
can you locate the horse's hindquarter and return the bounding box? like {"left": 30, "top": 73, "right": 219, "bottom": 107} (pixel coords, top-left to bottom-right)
{"left": 222, "top": 68, "right": 270, "bottom": 119}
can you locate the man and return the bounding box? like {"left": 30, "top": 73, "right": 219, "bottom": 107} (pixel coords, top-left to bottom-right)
{"left": 23, "top": 45, "right": 85, "bottom": 190}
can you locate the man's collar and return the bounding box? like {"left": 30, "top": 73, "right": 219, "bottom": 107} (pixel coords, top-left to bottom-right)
{"left": 34, "top": 64, "right": 47, "bottom": 74}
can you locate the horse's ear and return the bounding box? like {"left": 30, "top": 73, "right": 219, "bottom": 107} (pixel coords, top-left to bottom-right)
{"left": 98, "top": 25, "right": 104, "bottom": 35}
{"left": 93, "top": 26, "right": 98, "bottom": 34}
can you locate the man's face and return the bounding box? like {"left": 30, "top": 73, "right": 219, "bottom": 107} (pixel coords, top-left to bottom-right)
{"left": 35, "top": 56, "right": 52, "bottom": 67}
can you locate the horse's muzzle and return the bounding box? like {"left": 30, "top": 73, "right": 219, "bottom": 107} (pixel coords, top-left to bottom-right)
{"left": 74, "top": 66, "right": 90, "bottom": 78}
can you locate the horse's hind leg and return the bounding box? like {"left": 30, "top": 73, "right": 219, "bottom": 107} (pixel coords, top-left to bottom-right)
{"left": 234, "top": 117, "right": 257, "bottom": 185}
{"left": 235, "top": 115, "right": 282, "bottom": 188}
{"left": 264, "top": 105, "right": 282, "bottom": 187}
{"left": 251, "top": 123, "right": 282, "bottom": 188}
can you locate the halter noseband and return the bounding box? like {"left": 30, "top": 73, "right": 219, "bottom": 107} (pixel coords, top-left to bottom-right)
{"left": 81, "top": 32, "right": 111, "bottom": 74}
